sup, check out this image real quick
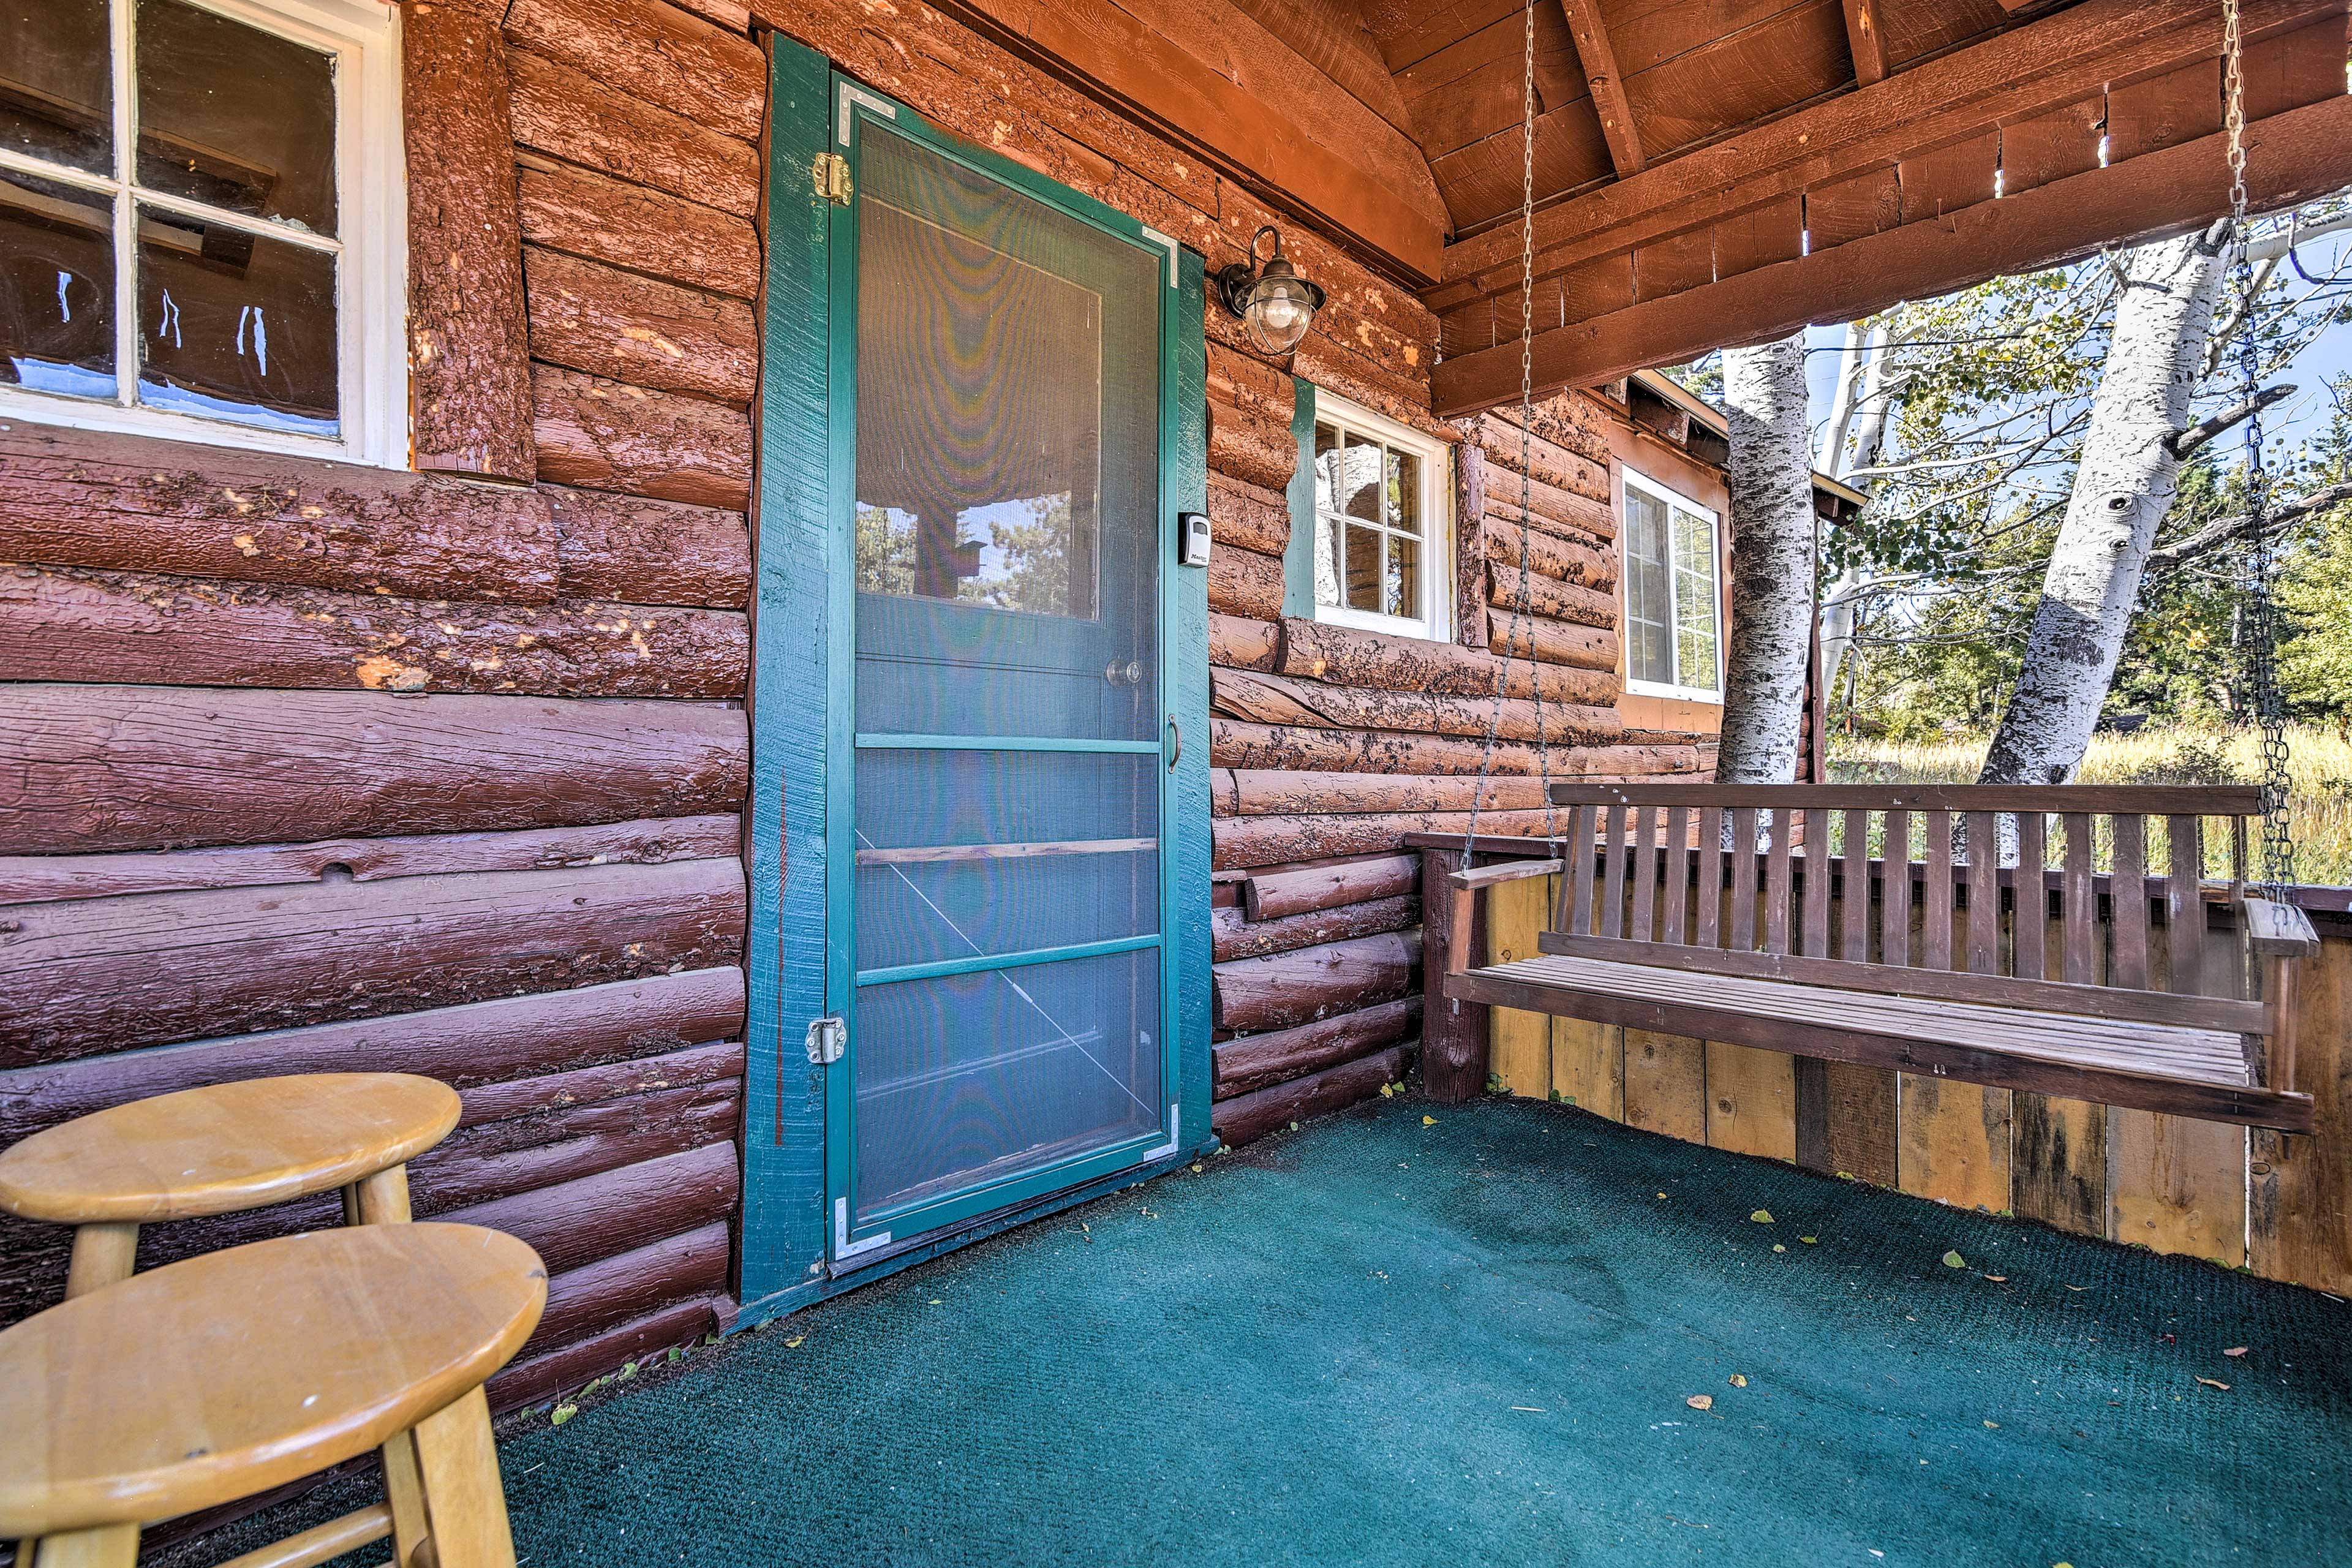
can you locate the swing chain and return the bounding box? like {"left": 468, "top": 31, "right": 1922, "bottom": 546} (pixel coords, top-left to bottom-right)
{"left": 1463, "top": 0, "right": 1558, "bottom": 865}
{"left": 2222, "top": 0, "right": 2298, "bottom": 896}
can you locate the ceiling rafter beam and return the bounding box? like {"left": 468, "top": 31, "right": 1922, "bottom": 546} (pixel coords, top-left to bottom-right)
{"left": 1430, "top": 91, "right": 2352, "bottom": 417}
{"left": 1559, "top": 0, "right": 1643, "bottom": 178}
{"left": 1842, "top": 0, "right": 1891, "bottom": 88}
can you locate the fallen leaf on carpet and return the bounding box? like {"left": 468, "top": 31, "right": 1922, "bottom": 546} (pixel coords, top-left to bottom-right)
{"left": 2196, "top": 1376, "right": 2231, "bottom": 1391}
{"left": 2065, "top": 1284, "right": 2088, "bottom": 1292}
{"left": 784, "top": 1335, "right": 806, "bottom": 1348}
{"left": 1686, "top": 1394, "right": 1714, "bottom": 1411}
{"left": 1728, "top": 1374, "right": 1748, "bottom": 1388}
{"left": 1800, "top": 1236, "right": 1818, "bottom": 1245}
{"left": 1658, "top": 1192, "right": 1670, "bottom": 1200}
{"left": 1942, "top": 1251, "right": 1966, "bottom": 1268}
{"left": 1423, "top": 1115, "right": 1437, "bottom": 1126}
{"left": 551, "top": 1404, "right": 578, "bottom": 1427}
{"left": 1773, "top": 1244, "right": 1787, "bottom": 1253}
{"left": 2223, "top": 1346, "right": 2248, "bottom": 1357}
{"left": 1983, "top": 1420, "right": 1999, "bottom": 1429}
{"left": 1985, "top": 1275, "right": 2008, "bottom": 1283}
{"left": 1751, "top": 1210, "right": 1774, "bottom": 1224}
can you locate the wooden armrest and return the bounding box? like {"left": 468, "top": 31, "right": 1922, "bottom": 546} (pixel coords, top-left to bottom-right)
{"left": 1449, "top": 858, "right": 1564, "bottom": 891}
{"left": 2242, "top": 895, "right": 2321, "bottom": 961}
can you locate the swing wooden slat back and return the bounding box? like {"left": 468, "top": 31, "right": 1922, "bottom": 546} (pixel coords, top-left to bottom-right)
{"left": 1445, "top": 783, "right": 2320, "bottom": 1133}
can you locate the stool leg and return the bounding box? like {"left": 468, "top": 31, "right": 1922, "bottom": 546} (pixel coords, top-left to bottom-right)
{"left": 344, "top": 1163, "right": 431, "bottom": 1565}
{"left": 62, "top": 1223, "right": 138, "bottom": 1300}
{"left": 31, "top": 1524, "right": 138, "bottom": 1567}
{"left": 409, "top": 1387, "right": 516, "bottom": 1568}
{"left": 345, "top": 1164, "right": 413, "bottom": 1226}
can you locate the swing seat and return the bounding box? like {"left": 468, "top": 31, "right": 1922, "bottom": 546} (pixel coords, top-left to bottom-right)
{"left": 1440, "top": 785, "right": 2319, "bottom": 1134}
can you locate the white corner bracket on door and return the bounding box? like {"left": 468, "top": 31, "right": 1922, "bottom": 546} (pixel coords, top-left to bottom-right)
{"left": 1139, "top": 226, "right": 1180, "bottom": 288}
{"left": 834, "top": 1196, "right": 892, "bottom": 1265}
{"left": 837, "top": 82, "right": 898, "bottom": 145}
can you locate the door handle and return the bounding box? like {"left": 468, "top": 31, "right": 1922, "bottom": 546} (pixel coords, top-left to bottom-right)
{"left": 1166, "top": 716, "right": 1182, "bottom": 771}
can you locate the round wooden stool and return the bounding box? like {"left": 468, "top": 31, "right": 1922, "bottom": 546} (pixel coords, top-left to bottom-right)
{"left": 0, "top": 1073, "right": 462, "bottom": 1298}
{"left": 0, "top": 1223, "right": 545, "bottom": 1568}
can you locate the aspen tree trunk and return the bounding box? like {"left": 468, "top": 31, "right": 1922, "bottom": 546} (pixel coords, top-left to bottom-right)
{"left": 1980, "top": 228, "right": 2229, "bottom": 785}
{"left": 1715, "top": 330, "right": 1819, "bottom": 785}
{"left": 1819, "top": 323, "right": 1893, "bottom": 701}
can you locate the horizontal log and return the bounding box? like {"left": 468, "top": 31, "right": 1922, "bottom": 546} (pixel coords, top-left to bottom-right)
{"left": 1207, "top": 472, "right": 1291, "bottom": 557}
{"left": 489, "top": 1294, "right": 722, "bottom": 1412}
{"left": 1488, "top": 610, "right": 1619, "bottom": 672}
{"left": 524, "top": 1221, "right": 731, "bottom": 1365}
{"left": 0, "top": 685, "right": 747, "bottom": 853}
{"left": 0, "top": 424, "right": 559, "bottom": 603}
{"left": 517, "top": 160, "right": 761, "bottom": 300}
{"left": 1207, "top": 341, "right": 1294, "bottom": 428}
{"left": 1213, "top": 809, "right": 1568, "bottom": 870}
{"left": 1209, "top": 613, "right": 1281, "bottom": 672}
{"left": 506, "top": 47, "right": 755, "bottom": 220}
{"left": 404, "top": 1, "right": 535, "bottom": 483}
{"left": 1479, "top": 515, "right": 1617, "bottom": 592}
{"left": 1212, "top": 997, "right": 1420, "bottom": 1098}
{"left": 533, "top": 364, "right": 754, "bottom": 511}
{"left": 1209, "top": 397, "right": 1298, "bottom": 494}
{"left": 0, "top": 966, "right": 746, "bottom": 1145}
{"left": 1487, "top": 562, "right": 1619, "bottom": 629}
{"left": 443, "top": 1137, "right": 739, "bottom": 1276}
{"left": 0, "top": 1079, "right": 741, "bottom": 1325}
{"left": 0, "top": 564, "right": 748, "bottom": 698}
{"left": 548, "top": 485, "right": 749, "bottom": 609}
{"left": 1275, "top": 617, "right": 1618, "bottom": 708}
{"left": 1225, "top": 771, "right": 1555, "bottom": 816}
{"left": 1240, "top": 852, "right": 1418, "bottom": 921}
{"left": 1210, "top": 718, "right": 1706, "bottom": 781}
{"left": 1208, "top": 543, "right": 1286, "bottom": 621}
{"left": 1474, "top": 413, "right": 1611, "bottom": 504}
{"left": 460, "top": 1039, "right": 745, "bottom": 1126}
{"left": 1478, "top": 460, "right": 1618, "bottom": 544}
{"left": 1, "top": 856, "right": 748, "bottom": 1065}
{"left": 0, "top": 814, "right": 739, "bottom": 906}
{"left": 1211, "top": 1044, "right": 1411, "bottom": 1147}
{"left": 1211, "top": 893, "right": 1418, "bottom": 962}
{"left": 525, "top": 247, "right": 760, "bottom": 407}
{"left": 1213, "top": 929, "right": 1420, "bottom": 1031}
{"left": 505, "top": 0, "right": 765, "bottom": 141}
{"left": 1213, "top": 666, "right": 1620, "bottom": 747}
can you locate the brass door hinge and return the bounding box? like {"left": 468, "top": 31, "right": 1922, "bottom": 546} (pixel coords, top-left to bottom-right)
{"left": 814, "top": 153, "right": 853, "bottom": 207}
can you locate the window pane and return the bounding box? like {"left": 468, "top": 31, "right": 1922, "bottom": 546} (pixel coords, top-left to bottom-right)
{"left": 137, "top": 204, "right": 337, "bottom": 434}
{"left": 1670, "top": 505, "right": 1720, "bottom": 693}
{"left": 1385, "top": 447, "right": 1419, "bottom": 535}
{"left": 1385, "top": 533, "right": 1418, "bottom": 620}
{"left": 1624, "top": 487, "right": 1673, "bottom": 685}
{"left": 1314, "top": 509, "right": 1341, "bottom": 608}
{"left": 1, "top": 0, "right": 112, "bottom": 175}
{"left": 136, "top": 0, "right": 337, "bottom": 236}
{"left": 1339, "top": 431, "right": 1381, "bottom": 521}
{"left": 1344, "top": 522, "right": 1380, "bottom": 611}
{"left": 1314, "top": 421, "right": 1337, "bottom": 513}
{"left": 1, "top": 168, "right": 114, "bottom": 400}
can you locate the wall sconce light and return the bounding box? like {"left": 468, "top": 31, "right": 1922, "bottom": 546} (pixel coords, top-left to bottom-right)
{"left": 1216, "top": 225, "right": 1326, "bottom": 355}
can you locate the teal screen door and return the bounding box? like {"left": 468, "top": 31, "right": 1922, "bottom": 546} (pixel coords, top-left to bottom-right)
{"left": 825, "top": 86, "right": 1182, "bottom": 1261}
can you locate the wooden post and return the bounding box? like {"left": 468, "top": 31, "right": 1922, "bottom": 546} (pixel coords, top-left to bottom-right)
{"left": 404, "top": 3, "right": 535, "bottom": 482}
{"left": 1420, "top": 848, "right": 1490, "bottom": 1102}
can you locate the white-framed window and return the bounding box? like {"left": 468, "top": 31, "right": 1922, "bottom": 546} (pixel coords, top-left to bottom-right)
{"left": 1308, "top": 393, "right": 1452, "bottom": 639}
{"left": 0, "top": 0, "right": 405, "bottom": 466}
{"left": 1621, "top": 467, "right": 1723, "bottom": 702}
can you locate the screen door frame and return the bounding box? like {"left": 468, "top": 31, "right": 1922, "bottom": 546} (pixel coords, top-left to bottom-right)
{"left": 818, "top": 76, "right": 1195, "bottom": 1262}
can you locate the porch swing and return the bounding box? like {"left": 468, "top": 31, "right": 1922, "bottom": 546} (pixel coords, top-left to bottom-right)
{"left": 1438, "top": 0, "right": 2321, "bottom": 1134}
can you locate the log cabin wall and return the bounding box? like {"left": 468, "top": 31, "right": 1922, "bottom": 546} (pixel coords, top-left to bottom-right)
{"left": 0, "top": 0, "right": 764, "bottom": 1411}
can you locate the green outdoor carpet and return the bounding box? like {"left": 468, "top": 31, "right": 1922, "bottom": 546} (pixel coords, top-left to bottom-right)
{"left": 252, "top": 1095, "right": 2350, "bottom": 1566}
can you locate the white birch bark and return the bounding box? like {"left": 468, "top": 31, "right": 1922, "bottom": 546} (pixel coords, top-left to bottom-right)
{"left": 1715, "top": 330, "right": 1817, "bottom": 785}
{"left": 1819, "top": 322, "right": 1894, "bottom": 701}
{"left": 1980, "top": 228, "right": 2229, "bottom": 785}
